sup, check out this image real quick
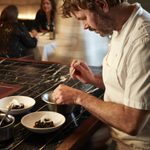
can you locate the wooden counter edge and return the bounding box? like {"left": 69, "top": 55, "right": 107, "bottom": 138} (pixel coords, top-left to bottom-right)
{"left": 56, "top": 115, "right": 102, "bottom": 150}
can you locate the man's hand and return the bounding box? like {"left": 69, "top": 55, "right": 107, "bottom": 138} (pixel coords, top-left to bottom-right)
{"left": 70, "top": 60, "right": 95, "bottom": 84}
{"left": 52, "top": 84, "right": 86, "bottom": 105}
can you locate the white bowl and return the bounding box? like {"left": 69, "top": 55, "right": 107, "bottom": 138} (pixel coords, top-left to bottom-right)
{"left": 0, "top": 96, "right": 36, "bottom": 115}
{"left": 21, "top": 111, "right": 65, "bottom": 134}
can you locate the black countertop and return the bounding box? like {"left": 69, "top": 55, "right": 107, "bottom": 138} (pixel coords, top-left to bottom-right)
{"left": 0, "top": 58, "right": 104, "bottom": 150}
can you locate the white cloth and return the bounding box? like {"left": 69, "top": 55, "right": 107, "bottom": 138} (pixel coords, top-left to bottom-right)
{"left": 103, "top": 3, "right": 150, "bottom": 149}
{"left": 33, "top": 33, "right": 56, "bottom": 61}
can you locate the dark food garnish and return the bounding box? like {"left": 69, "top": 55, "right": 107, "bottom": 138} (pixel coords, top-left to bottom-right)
{"left": 12, "top": 103, "right": 24, "bottom": 109}
{"left": 34, "top": 118, "right": 54, "bottom": 128}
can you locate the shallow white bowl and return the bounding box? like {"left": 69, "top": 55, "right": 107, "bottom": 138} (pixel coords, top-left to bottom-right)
{"left": 21, "top": 111, "right": 65, "bottom": 134}
{"left": 0, "top": 96, "right": 36, "bottom": 115}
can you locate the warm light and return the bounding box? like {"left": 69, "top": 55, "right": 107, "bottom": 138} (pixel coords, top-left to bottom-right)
{"left": 17, "top": 6, "right": 39, "bottom": 20}
{"left": 0, "top": 4, "right": 39, "bottom": 20}
{"left": 18, "top": 13, "right": 36, "bottom": 20}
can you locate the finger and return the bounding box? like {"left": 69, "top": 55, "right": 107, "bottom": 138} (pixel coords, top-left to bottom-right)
{"left": 74, "top": 63, "right": 87, "bottom": 74}
{"left": 56, "top": 99, "right": 65, "bottom": 104}
{"left": 73, "top": 61, "right": 89, "bottom": 72}
{"left": 51, "top": 91, "right": 56, "bottom": 100}
{"left": 52, "top": 84, "right": 62, "bottom": 99}
{"left": 69, "top": 67, "right": 75, "bottom": 78}
{"left": 70, "top": 59, "right": 78, "bottom": 67}
{"left": 70, "top": 60, "right": 80, "bottom": 78}
{"left": 79, "top": 61, "right": 89, "bottom": 70}
{"left": 70, "top": 61, "right": 81, "bottom": 74}
{"left": 73, "top": 60, "right": 81, "bottom": 68}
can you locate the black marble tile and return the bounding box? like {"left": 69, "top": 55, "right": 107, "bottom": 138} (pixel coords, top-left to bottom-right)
{"left": 0, "top": 59, "right": 103, "bottom": 149}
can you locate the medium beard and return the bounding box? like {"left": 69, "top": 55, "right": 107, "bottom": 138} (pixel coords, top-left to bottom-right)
{"left": 95, "top": 11, "right": 115, "bottom": 36}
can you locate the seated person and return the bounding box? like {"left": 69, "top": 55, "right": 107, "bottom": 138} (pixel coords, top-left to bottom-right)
{"left": 32, "top": 0, "right": 56, "bottom": 32}
{"left": 0, "top": 5, "right": 37, "bottom": 58}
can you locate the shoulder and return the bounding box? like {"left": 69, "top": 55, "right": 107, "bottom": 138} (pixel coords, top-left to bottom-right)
{"left": 128, "top": 8, "right": 150, "bottom": 58}
{"left": 0, "top": 23, "right": 18, "bottom": 33}
{"left": 36, "top": 9, "right": 45, "bottom": 17}
{"left": 131, "top": 6, "right": 150, "bottom": 41}
{"left": 123, "top": 7, "right": 150, "bottom": 58}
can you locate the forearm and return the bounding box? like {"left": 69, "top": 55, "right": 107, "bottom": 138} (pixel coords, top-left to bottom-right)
{"left": 76, "top": 92, "right": 147, "bottom": 135}
{"left": 76, "top": 93, "right": 126, "bottom": 131}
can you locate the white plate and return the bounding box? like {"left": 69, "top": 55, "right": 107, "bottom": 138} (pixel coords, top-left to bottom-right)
{"left": 21, "top": 111, "right": 65, "bottom": 133}
{"left": 0, "top": 96, "right": 35, "bottom": 115}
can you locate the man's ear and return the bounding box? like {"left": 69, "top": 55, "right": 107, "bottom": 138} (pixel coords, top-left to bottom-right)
{"left": 95, "top": 0, "right": 109, "bottom": 13}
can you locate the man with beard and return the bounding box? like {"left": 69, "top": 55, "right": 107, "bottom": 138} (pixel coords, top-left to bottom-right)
{"left": 52, "top": 0, "right": 150, "bottom": 149}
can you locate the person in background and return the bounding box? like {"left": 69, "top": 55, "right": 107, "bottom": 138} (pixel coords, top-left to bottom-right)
{"left": 0, "top": 5, "right": 37, "bottom": 58}
{"left": 52, "top": 0, "right": 150, "bottom": 149}
{"left": 33, "top": 0, "right": 56, "bottom": 32}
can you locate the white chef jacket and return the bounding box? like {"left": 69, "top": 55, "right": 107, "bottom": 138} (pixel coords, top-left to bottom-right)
{"left": 102, "top": 3, "right": 150, "bottom": 149}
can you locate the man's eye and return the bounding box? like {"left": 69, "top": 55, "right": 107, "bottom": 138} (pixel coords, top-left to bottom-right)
{"left": 77, "top": 17, "right": 86, "bottom": 20}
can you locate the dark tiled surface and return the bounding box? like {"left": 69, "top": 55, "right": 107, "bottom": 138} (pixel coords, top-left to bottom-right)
{"left": 0, "top": 84, "right": 22, "bottom": 98}
{"left": 0, "top": 59, "right": 103, "bottom": 150}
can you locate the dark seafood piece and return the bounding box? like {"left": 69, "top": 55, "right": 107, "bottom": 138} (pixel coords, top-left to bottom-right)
{"left": 34, "top": 118, "right": 54, "bottom": 128}
{"left": 11, "top": 103, "right": 24, "bottom": 109}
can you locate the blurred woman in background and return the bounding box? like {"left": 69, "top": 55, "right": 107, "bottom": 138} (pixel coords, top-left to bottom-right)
{"left": 33, "top": 0, "right": 56, "bottom": 32}
{"left": 0, "top": 5, "right": 37, "bottom": 58}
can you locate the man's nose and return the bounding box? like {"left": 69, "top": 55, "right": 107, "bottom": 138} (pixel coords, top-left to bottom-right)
{"left": 83, "top": 23, "right": 89, "bottom": 30}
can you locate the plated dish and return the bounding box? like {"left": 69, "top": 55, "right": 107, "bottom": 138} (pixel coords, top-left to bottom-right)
{"left": 0, "top": 96, "right": 35, "bottom": 115}
{"left": 21, "top": 111, "right": 65, "bottom": 134}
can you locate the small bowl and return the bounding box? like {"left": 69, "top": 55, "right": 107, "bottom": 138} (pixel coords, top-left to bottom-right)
{"left": 0, "top": 113, "right": 15, "bottom": 142}
{"left": 0, "top": 96, "right": 36, "bottom": 115}
{"left": 21, "top": 111, "right": 65, "bottom": 134}
{"left": 41, "top": 92, "right": 75, "bottom": 114}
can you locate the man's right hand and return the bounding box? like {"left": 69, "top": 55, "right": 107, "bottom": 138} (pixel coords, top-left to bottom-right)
{"left": 69, "top": 60, "right": 95, "bottom": 84}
